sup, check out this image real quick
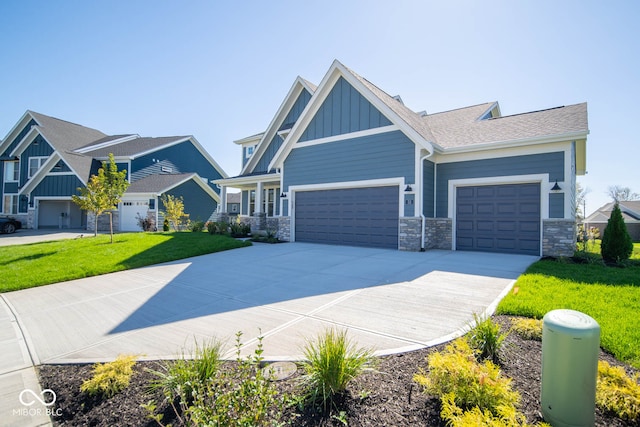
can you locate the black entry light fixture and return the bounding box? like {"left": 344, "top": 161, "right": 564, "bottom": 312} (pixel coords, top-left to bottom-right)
{"left": 280, "top": 192, "right": 287, "bottom": 198}
{"left": 405, "top": 184, "right": 413, "bottom": 192}
{"left": 551, "top": 180, "right": 562, "bottom": 191}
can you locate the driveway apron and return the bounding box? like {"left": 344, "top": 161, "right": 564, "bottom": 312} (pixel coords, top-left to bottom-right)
{"left": 1, "top": 242, "right": 536, "bottom": 426}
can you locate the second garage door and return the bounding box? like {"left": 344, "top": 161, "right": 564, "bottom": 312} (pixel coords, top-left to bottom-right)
{"left": 294, "top": 186, "right": 399, "bottom": 249}
{"left": 456, "top": 183, "right": 541, "bottom": 255}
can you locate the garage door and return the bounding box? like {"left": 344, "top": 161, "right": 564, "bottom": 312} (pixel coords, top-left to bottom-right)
{"left": 120, "top": 200, "right": 149, "bottom": 231}
{"left": 295, "top": 186, "right": 399, "bottom": 249}
{"left": 456, "top": 183, "right": 540, "bottom": 255}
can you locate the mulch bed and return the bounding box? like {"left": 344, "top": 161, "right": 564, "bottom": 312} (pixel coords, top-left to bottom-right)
{"left": 39, "top": 315, "right": 638, "bottom": 426}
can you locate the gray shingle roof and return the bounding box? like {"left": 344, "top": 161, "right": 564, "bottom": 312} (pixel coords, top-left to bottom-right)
{"left": 343, "top": 62, "right": 588, "bottom": 151}
{"left": 425, "top": 103, "right": 589, "bottom": 149}
{"left": 82, "top": 136, "right": 189, "bottom": 157}
{"left": 126, "top": 173, "right": 196, "bottom": 193}
{"left": 29, "top": 111, "right": 107, "bottom": 181}
{"left": 585, "top": 201, "right": 640, "bottom": 223}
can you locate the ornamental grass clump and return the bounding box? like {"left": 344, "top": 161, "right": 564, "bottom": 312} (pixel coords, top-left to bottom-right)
{"left": 80, "top": 354, "right": 137, "bottom": 398}
{"left": 301, "top": 328, "right": 374, "bottom": 413}
{"left": 596, "top": 360, "right": 640, "bottom": 422}
{"left": 468, "top": 314, "right": 508, "bottom": 363}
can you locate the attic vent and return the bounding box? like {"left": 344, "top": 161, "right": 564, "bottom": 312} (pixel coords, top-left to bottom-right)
{"left": 161, "top": 166, "right": 173, "bottom": 173}
{"left": 418, "top": 110, "right": 428, "bottom": 117}
{"left": 392, "top": 95, "right": 404, "bottom": 105}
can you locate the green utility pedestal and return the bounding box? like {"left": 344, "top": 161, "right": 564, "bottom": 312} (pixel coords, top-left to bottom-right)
{"left": 541, "top": 309, "right": 600, "bottom": 427}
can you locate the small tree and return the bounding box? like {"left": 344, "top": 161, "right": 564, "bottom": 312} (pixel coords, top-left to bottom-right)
{"left": 161, "top": 194, "right": 189, "bottom": 231}
{"left": 601, "top": 203, "right": 633, "bottom": 264}
{"left": 72, "top": 154, "right": 129, "bottom": 242}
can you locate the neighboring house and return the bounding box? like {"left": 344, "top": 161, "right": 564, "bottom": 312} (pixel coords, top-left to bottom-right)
{"left": 226, "top": 192, "right": 241, "bottom": 216}
{"left": 0, "top": 111, "right": 227, "bottom": 231}
{"left": 214, "top": 59, "right": 589, "bottom": 257}
{"left": 584, "top": 201, "right": 640, "bottom": 241}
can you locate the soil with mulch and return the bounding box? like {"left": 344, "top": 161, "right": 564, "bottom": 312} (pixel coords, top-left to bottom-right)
{"left": 38, "top": 315, "right": 638, "bottom": 426}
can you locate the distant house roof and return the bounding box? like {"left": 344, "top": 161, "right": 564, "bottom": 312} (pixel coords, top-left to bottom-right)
{"left": 81, "top": 135, "right": 190, "bottom": 158}
{"left": 27, "top": 111, "right": 107, "bottom": 183}
{"left": 584, "top": 201, "right": 640, "bottom": 224}
{"left": 227, "top": 192, "right": 241, "bottom": 204}
{"left": 126, "top": 173, "right": 197, "bottom": 193}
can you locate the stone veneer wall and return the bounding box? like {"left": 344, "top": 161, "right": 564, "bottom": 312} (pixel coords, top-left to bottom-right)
{"left": 268, "top": 216, "right": 290, "bottom": 241}
{"left": 399, "top": 218, "right": 422, "bottom": 251}
{"left": 423, "top": 218, "right": 453, "bottom": 250}
{"left": 87, "top": 210, "right": 119, "bottom": 232}
{"left": 543, "top": 219, "right": 576, "bottom": 257}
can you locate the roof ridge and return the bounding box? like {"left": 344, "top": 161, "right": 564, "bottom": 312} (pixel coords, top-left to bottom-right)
{"left": 28, "top": 110, "right": 103, "bottom": 132}
{"left": 426, "top": 102, "right": 496, "bottom": 117}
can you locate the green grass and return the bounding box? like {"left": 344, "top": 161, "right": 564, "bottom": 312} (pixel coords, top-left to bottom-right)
{"left": 0, "top": 232, "right": 251, "bottom": 292}
{"left": 497, "top": 243, "right": 640, "bottom": 368}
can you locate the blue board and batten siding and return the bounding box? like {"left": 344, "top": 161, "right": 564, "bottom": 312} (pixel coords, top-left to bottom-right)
{"left": 252, "top": 89, "right": 313, "bottom": 173}
{"left": 32, "top": 175, "right": 84, "bottom": 197}
{"left": 164, "top": 179, "right": 217, "bottom": 223}
{"left": 284, "top": 130, "right": 414, "bottom": 190}
{"left": 2, "top": 119, "right": 38, "bottom": 156}
{"left": 432, "top": 151, "right": 565, "bottom": 218}
{"left": 299, "top": 77, "right": 392, "bottom": 142}
{"left": 19, "top": 135, "right": 54, "bottom": 186}
{"left": 130, "top": 141, "right": 223, "bottom": 192}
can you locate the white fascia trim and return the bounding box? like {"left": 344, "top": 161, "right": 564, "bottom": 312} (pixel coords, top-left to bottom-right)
{"left": 0, "top": 111, "right": 36, "bottom": 154}
{"left": 242, "top": 77, "right": 311, "bottom": 175}
{"left": 213, "top": 172, "right": 281, "bottom": 187}
{"left": 287, "top": 177, "right": 405, "bottom": 243}
{"left": 234, "top": 133, "right": 264, "bottom": 145}
{"left": 293, "top": 125, "right": 400, "bottom": 149}
{"left": 19, "top": 153, "right": 61, "bottom": 195}
{"left": 437, "top": 131, "right": 589, "bottom": 156}
{"left": 74, "top": 134, "right": 138, "bottom": 154}
{"left": 9, "top": 126, "right": 40, "bottom": 157}
{"left": 129, "top": 173, "right": 221, "bottom": 204}
{"left": 447, "top": 173, "right": 550, "bottom": 255}
{"left": 434, "top": 140, "right": 574, "bottom": 164}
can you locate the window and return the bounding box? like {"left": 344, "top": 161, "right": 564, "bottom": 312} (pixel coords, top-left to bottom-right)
{"left": 4, "top": 161, "right": 19, "bottom": 182}
{"left": 249, "top": 190, "right": 256, "bottom": 216}
{"left": 245, "top": 145, "right": 255, "bottom": 159}
{"left": 28, "top": 157, "right": 48, "bottom": 178}
{"left": 263, "top": 188, "right": 279, "bottom": 217}
{"left": 3, "top": 195, "right": 17, "bottom": 214}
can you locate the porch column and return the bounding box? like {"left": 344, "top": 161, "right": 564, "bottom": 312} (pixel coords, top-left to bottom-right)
{"left": 220, "top": 185, "right": 227, "bottom": 213}
{"left": 255, "top": 182, "right": 263, "bottom": 213}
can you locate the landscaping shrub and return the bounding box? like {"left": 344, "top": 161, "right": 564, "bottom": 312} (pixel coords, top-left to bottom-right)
{"left": 510, "top": 318, "right": 543, "bottom": 341}
{"left": 136, "top": 212, "right": 156, "bottom": 231}
{"left": 80, "top": 354, "right": 137, "bottom": 398}
{"left": 440, "top": 393, "right": 549, "bottom": 427}
{"left": 601, "top": 203, "right": 633, "bottom": 264}
{"left": 468, "top": 313, "right": 507, "bottom": 363}
{"left": 163, "top": 218, "right": 169, "bottom": 231}
{"left": 190, "top": 220, "right": 205, "bottom": 232}
{"left": 301, "top": 328, "right": 374, "bottom": 413}
{"left": 230, "top": 221, "right": 251, "bottom": 237}
{"left": 413, "top": 338, "right": 520, "bottom": 417}
{"left": 150, "top": 338, "right": 223, "bottom": 405}
{"left": 146, "top": 333, "right": 285, "bottom": 426}
{"left": 596, "top": 360, "right": 640, "bottom": 422}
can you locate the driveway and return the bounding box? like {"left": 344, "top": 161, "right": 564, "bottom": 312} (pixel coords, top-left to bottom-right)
{"left": 0, "top": 228, "right": 86, "bottom": 246}
{"left": 2, "top": 242, "right": 536, "bottom": 364}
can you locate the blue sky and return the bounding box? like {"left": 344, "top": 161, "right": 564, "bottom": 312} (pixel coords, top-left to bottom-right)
{"left": 1, "top": 1, "right": 638, "bottom": 214}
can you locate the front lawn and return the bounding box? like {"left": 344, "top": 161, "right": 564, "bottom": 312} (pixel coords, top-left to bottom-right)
{"left": 497, "top": 243, "right": 640, "bottom": 368}
{"left": 0, "top": 232, "right": 251, "bottom": 293}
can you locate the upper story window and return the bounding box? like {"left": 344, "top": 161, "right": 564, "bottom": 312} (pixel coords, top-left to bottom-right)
{"left": 4, "top": 161, "right": 19, "bottom": 182}
{"left": 28, "top": 157, "right": 48, "bottom": 178}
{"left": 245, "top": 145, "right": 255, "bottom": 159}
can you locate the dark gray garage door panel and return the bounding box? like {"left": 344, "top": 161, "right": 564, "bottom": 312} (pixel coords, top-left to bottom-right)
{"left": 295, "top": 186, "right": 399, "bottom": 249}
{"left": 456, "top": 183, "right": 540, "bottom": 255}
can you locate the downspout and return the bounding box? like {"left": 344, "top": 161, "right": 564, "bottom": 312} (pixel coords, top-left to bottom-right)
{"left": 420, "top": 150, "right": 435, "bottom": 251}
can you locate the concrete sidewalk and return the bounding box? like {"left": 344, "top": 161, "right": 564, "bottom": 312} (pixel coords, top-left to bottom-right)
{"left": 1, "top": 243, "right": 537, "bottom": 426}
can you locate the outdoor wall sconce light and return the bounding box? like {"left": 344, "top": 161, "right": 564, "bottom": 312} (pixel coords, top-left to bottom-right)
{"left": 280, "top": 192, "right": 287, "bottom": 198}
{"left": 405, "top": 185, "right": 413, "bottom": 192}
{"left": 551, "top": 180, "right": 562, "bottom": 191}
